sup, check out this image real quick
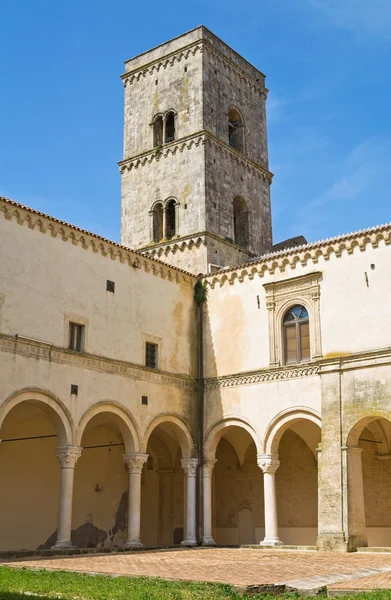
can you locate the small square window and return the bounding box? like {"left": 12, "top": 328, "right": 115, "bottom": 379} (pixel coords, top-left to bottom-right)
{"left": 145, "top": 342, "right": 158, "bottom": 369}
{"left": 68, "top": 323, "right": 84, "bottom": 352}
{"left": 106, "top": 279, "right": 115, "bottom": 293}
{"left": 184, "top": 66, "right": 187, "bottom": 72}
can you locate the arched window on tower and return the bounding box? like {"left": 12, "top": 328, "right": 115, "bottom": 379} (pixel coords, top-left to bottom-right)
{"left": 165, "top": 199, "right": 176, "bottom": 239}
{"left": 228, "top": 107, "right": 244, "bottom": 152}
{"left": 283, "top": 305, "right": 310, "bottom": 364}
{"left": 233, "top": 196, "right": 249, "bottom": 248}
{"left": 165, "top": 112, "right": 176, "bottom": 143}
{"left": 152, "top": 203, "right": 164, "bottom": 242}
{"left": 153, "top": 115, "right": 163, "bottom": 147}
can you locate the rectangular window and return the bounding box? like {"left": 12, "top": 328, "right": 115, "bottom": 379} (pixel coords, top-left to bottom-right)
{"left": 68, "top": 323, "right": 84, "bottom": 352}
{"left": 145, "top": 342, "right": 158, "bottom": 369}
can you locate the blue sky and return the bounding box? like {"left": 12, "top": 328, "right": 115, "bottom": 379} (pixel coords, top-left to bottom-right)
{"left": 1, "top": 0, "right": 390, "bottom": 246}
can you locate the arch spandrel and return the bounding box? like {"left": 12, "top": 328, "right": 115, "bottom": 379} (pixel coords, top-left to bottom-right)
{"left": 75, "top": 401, "right": 141, "bottom": 453}
{"left": 142, "top": 413, "right": 195, "bottom": 459}
{"left": 0, "top": 388, "right": 74, "bottom": 446}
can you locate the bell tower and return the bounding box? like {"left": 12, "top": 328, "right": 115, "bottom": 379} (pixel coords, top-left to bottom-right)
{"left": 119, "top": 26, "right": 273, "bottom": 274}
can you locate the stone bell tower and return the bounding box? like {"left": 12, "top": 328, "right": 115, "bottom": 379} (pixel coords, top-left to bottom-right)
{"left": 119, "top": 26, "right": 273, "bottom": 274}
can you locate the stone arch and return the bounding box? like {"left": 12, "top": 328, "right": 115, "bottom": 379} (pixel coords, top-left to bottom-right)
{"left": 142, "top": 413, "right": 195, "bottom": 459}
{"left": 0, "top": 388, "right": 74, "bottom": 446}
{"left": 164, "top": 197, "right": 177, "bottom": 239}
{"left": 151, "top": 201, "right": 164, "bottom": 242}
{"left": 75, "top": 402, "right": 141, "bottom": 453}
{"left": 204, "top": 416, "right": 262, "bottom": 460}
{"left": 347, "top": 414, "right": 391, "bottom": 447}
{"left": 152, "top": 113, "right": 163, "bottom": 147}
{"left": 263, "top": 407, "right": 321, "bottom": 456}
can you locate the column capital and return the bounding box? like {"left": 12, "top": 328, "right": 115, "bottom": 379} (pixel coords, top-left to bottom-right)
{"left": 181, "top": 457, "right": 199, "bottom": 477}
{"left": 56, "top": 446, "right": 82, "bottom": 468}
{"left": 123, "top": 452, "right": 148, "bottom": 473}
{"left": 203, "top": 459, "right": 217, "bottom": 477}
{"left": 257, "top": 453, "right": 280, "bottom": 474}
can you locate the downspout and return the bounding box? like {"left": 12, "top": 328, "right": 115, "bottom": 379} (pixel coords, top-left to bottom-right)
{"left": 194, "top": 277, "right": 207, "bottom": 544}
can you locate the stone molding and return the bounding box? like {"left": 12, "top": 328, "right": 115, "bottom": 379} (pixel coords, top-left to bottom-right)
{"left": 203, "top": 459, "right": 217, "bottom": 477}
{"left": 121, "top": 38, "right": 267, "bottom": 98}
{"left": 56, "top": 446, "right": 82, "bottom": 468}
{"left": 205, "top": 222, "right": 391, "bottom": 288}
{"left": 0, "top": 333, "right": 195, "bottom": 392}
{"left": 123, "top": 452, "right": 148, "bottom": 473}
{"left": 257, "top": 453, "right": 280, "bottom": 474}
{"left": 264, "top": 272, "right": 322, "bottom": 366}
{"left": 205, "top": 363, "right": 320, "bottom": 390}
{"left": 119, "top": 131, "right": 272, "bottom": 183}
{"left": 181, "top": 457, "right": 199, "bottom": 477}
{"left": 0, "top": 197, "right": 195, "bottom": 284}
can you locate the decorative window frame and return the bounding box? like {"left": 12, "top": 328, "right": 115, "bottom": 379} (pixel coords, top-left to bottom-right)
{"left": 141, "top": 332, "right": 163, "bottom": 370}
{"left": 64, "top": 312, "right": 89, "bottom": 352}
{"left": 0, "top": 292, "right": 5, "bottom": 332}
{"left": 263, "top": 272, "right": 322, "bottom": 367}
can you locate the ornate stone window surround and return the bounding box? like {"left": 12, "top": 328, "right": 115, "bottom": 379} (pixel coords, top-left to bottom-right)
{"left": 63, "top": 312, "right": 89, "bottom": 352}
{"left": 263, "top": 272, "right": 322, "bottom": 367}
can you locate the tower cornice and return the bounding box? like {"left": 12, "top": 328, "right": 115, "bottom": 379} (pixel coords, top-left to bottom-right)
{"left": 119, "top": 131, "right": 273, "bottom": 183}
{"left": 121, "top": 36, "right": 267, "bottom": 97}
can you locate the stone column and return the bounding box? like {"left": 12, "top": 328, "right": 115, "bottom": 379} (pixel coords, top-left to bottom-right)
{"left": 149, "top": 210, "right": 154, "bottom": 242}
{"left": 258, "top": 454, "right": 283, "bottom": 546}
{"left": 181, "top": 458, "right": 198, "bottom": 546}
{"left": 51, "top": 446, "right": 82, "bottom": 549}
{"left": 202, "top": 459, "right": 217, "bottom": 546}
{"left": 162, "top": 207, "right": 167, "bottom": 240}
{"left": 123, "top": 453, "right": 148, "bottom": 548}
{"left": 342, "top": 446, "right": 368, "bottom": 550}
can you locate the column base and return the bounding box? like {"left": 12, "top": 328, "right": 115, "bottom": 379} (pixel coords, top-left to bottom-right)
{"left": 124, "top": 540, "right": 143, "bottom": 549}
{"left": 202, "top": 536, "right": 216, "bottom": 546}
{"left": 50, "top": 541, "right": 75, "bottom": 551}
{"left": 181, "top": 537, "right": 197, "bottom": 547}
{"left": 260, "top": 537, "right": 283, "bottom": 546}
{"left": 316, "top": 533, "right": 349, "bottom": 552}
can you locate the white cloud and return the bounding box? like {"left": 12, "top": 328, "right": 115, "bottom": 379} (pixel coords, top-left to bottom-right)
{"left": 307, "top": 0, "right": 391, "bottom": 38}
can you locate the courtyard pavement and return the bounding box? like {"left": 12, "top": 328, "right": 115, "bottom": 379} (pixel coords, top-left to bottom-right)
{"left": 3, "top": 548, "right": 391, "bottom": 594}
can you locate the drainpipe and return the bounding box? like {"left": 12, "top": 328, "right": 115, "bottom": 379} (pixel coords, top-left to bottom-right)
{"left": 194, "top": 277, "right": 207, "bottom": 544}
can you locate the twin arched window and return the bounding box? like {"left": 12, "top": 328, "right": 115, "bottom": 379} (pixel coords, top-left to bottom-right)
{"left": 153, "top": 111, "right": 176, "bottom": 147}
{"left": 228, "top": 107, "right": 244, "bottom": 153}
{"left": 284, "top": 305, "right": 310, "bottom": 364}
{"left": 152, "top": 199, "right": 177, "bottom": 242}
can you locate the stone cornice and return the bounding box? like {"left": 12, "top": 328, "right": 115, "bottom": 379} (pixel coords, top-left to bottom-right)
{"left": 119, "top": 131, "right": 273, "bottom": 183}
{"left": 0, "top": 334, "right": 196, "bottom": 392}
{"left": 205, "top": 222, "right": 391, "bottom": 288}
{"left": 121, "top": 37, "right": 267, "bottom": 97}
{"left": 205, "top": 347, "right": 391, "bottom": 390}
{"left": 0, "top": 197, "right": 195, "bottom": 285}
{"left": 205, "top": 364, "right": 320, "bottom": 389}
{"left": 139, "top": 231, "right": 255, "bottom": 261}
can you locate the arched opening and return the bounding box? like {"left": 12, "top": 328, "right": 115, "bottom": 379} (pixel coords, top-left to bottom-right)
{"left": 165, "top": 112, "right": 175, "bottom": 143}
{"left": 228, "top": 107, "right": 244, "bottom": 152}
{"left": 141, "top": 418, "right": 193, "bottom": 546}
{"left": 283, "top": 305, "right": 310, "bottom": 364}
{"left": 206, "top": 422, "right": 263, "bottom": 545}
{"left": 0, "top": 394, "right": 72, "bottom": 551}
{"left": 153, "top": 115, "right": 163, "bottom": 147}
{"left": 347, "top": 416, "right": 391, "bottom": 548}
{"left": 265, "top": 410, "right": 321, "bottom": 546}
{"left": 70, "top": 409, "right": 137, "bottom": 550}
{"left": 233, "top": 196, "right": 249, "bottom": 249}
{"left": 165, "top": 199, "right": 176, "bottom": 240}
{"left": 152, "top": 202, "right": 163, "bottom": 242}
